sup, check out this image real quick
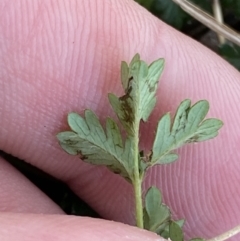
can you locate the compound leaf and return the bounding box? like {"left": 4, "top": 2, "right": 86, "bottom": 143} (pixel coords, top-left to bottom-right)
{"left": 57, "top": 54, "right": 223, "bottom": 241}
{"left": 150, "top": 99, "right": 223, "bottom": 165}
{"left": 57, "top": 111, "right": 134, "bottom": 182}
{"left": 109, "top": 54, "right": 164, "bottom": 136}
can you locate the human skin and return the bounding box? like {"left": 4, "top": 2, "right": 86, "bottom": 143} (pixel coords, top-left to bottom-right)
{"left": 0, "top": 0, "right": 240, "bottom": 240}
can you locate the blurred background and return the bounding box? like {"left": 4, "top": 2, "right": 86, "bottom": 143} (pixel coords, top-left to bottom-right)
{"left": 136, "top": 0, "right": 240, "bottom": 70}
{"left": 1, "top": 0, "right": 240, "bottom": 219}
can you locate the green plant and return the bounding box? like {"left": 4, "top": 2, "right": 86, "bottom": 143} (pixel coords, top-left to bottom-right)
{"left": 57, "top": 54, "right": 240, "bottom": 240}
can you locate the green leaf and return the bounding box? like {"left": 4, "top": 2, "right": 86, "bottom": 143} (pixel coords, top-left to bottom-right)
{"left": 143, "top": 187, "right": 171, "bottom": 232}
{"left": 57, "top": 111, "right": 134, "bottom": 182}
{"left": 169, "top": 221, "right": 184, "bottom": 241}
{"left": 109, "top": 54, "right": 164, "bottom": 135}
{"left": 150, "top": 99, "right": 223, "bottom": 165}
{"left": 121, "top": 61, "right": 130, "bottom": 92}
{"left": 130, "top": 53, "right": 140, "bottom": 66}
{"left": 145, "top": 186, "right": 162, "bottom": 213}
{"left": 158, "top": 219, "right": 185, "bottom": 239}
{"left": 108, "top": 93, "right": 135, "bottom": 136}
{"left": 175, "top": 219, "right": 185, "bottom": 228}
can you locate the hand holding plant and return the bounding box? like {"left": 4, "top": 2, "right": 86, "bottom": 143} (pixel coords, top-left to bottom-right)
{"left": 0, "top": 1, "right": 240, "bottom": 240}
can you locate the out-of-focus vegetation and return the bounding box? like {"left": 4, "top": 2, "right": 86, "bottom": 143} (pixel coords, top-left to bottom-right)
{"left": 136, "top": 0, "right": 240, "bottom": 70}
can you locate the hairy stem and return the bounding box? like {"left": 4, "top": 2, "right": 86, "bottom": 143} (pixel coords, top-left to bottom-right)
{"left": 133, "top": 162, "right": 144, "bottom": 228}
{"left": 207, "top": 225, "right": 240, "bottom": 241}
{"left": 132, "top": 120, "right": 144, "bottom": 229}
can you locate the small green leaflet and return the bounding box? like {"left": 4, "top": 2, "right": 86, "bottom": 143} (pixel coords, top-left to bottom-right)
{"left": 169, "top": 221, "right": 184, "bottom": 241}
{"left": 143, "top": 187, "right": 188, "bottom": 240}
{"left": 57, "top": 110, "right": 134, "bottom": 182}
{"left": 149, "top": 99, "right": 223, "bottom": 166}
{"left": 162, "top": 220, "right": 204, "bottom": 241}
{"left": 109, "top": 53, "right": 164, "bottom": 136}
{"left": 159, "top": 219, "right": 185, "bottom": 239}
{"left": 143, "top": 187, "right": 170, "bottom": 232}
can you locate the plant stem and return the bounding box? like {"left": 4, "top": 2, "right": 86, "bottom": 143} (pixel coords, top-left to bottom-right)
{"left": 133, "top": 164, "right": 144, "bottom": 228}
{"left": 207, "top": 225, "right": 240, "bottom": 241}
{"left": 132, "top": 122, "right": 144, "bottom": 229}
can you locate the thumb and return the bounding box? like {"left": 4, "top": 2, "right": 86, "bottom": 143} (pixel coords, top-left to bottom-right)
{"left": 0, "top": 213, "right": 165, "bottom": 241}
